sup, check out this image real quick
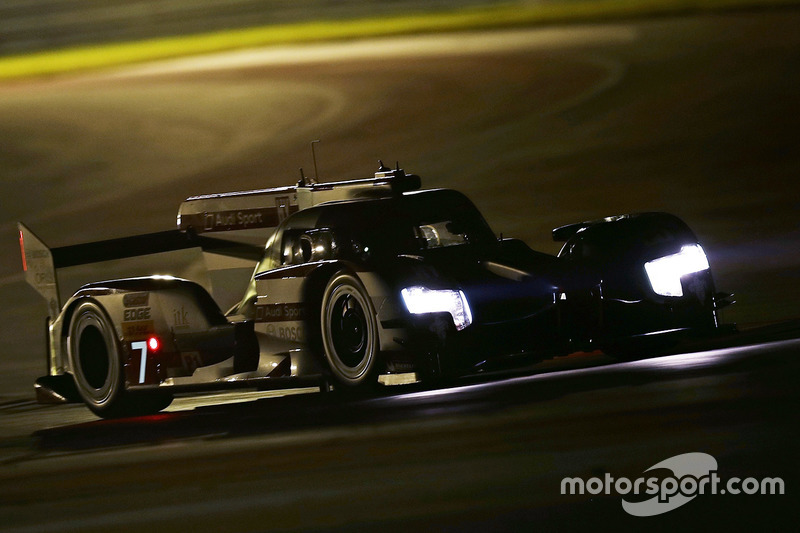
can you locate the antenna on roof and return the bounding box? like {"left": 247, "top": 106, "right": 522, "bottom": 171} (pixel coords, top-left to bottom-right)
{"left": 311, "top": 140, "right": 321, "bottom": 182}
{"left": 298, "top": 168, "right": 307, "bottom": 187}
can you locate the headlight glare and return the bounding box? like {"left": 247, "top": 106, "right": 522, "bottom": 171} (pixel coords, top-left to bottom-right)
{"left": 645, "top": 244, "right": 710, "bottom": 297}
{"left": 401, "top": 286, "right": 473, "bottom": 330}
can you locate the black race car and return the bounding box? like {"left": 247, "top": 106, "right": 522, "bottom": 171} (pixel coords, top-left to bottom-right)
{"left": 20, "top": 163, "right": 731, "bottom": 417}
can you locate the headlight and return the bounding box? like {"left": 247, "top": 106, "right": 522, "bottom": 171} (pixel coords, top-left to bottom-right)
{"left": 400, "top": 286, "right": 473, "bottom": 330}
{"left": 645, "top": 244, "right": 710, "bottom": 297}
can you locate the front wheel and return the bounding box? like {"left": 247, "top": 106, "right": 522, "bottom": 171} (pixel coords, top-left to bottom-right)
{"left": 319, "top": 272, "right": 380, "bottom": 390}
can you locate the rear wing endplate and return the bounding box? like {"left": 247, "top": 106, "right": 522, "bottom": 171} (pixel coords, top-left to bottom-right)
{"left": 18, "top": 223, "right": 61, "bottom": 319}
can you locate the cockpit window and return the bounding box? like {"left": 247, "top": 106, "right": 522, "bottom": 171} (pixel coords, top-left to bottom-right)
{"left": 281, "top": 229, "right": 336, "bottom": 265}
{"left": 415, "top": 221, "right": 468, "bottom": 249}
{"left": 332, "top": 192, "right": 496, "bottom": 257}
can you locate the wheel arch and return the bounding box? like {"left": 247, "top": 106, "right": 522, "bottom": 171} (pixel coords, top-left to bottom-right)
{"left": 59, "top": 277, "right": 224, "bottom": 373}
{"left": 60, "top": 278, "right": 204, "bottom": 417}
{"left": 301, "top": 261, "right": 390, "bottom": 347}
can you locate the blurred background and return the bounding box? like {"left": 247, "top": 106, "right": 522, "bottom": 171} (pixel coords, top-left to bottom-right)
{"left": 0, "top": 0, "right": 526, "bottom": 55}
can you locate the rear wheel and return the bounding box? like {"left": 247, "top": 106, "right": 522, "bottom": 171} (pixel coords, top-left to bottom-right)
{"left": 320, "top": 272, "right": 379, "bottom": 390}
{"left": 69, "top": 300, "right": 171, "bottom": 418}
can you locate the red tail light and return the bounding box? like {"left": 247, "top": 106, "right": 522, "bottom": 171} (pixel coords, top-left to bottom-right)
{"left": 19, "top": 230, "right": 27, "bottom": 271}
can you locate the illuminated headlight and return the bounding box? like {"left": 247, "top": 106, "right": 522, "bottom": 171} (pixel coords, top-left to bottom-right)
{"left": 644, "top": 244, "right": 710, "bottom": 297}
{"left": 401, "top": 286, "right": 473, "bottom": 330}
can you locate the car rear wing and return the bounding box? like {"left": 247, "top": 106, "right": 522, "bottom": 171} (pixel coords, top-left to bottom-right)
{"left": 177, "top": 163, "right": 420, "bottom": 235}
{"left": 18, "top": 223, "right": 263, "bottom": 317}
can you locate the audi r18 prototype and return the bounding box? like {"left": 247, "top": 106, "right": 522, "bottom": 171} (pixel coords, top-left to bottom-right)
{"left": 19, "top": 163, "right": 732, "bottom": 417}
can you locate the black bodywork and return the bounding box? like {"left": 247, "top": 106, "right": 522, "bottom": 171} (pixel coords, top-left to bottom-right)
{"left": 252, "top": 188, "right": 726, "bottom": 379}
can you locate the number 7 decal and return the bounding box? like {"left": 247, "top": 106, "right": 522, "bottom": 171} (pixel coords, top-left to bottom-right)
{"left": 132, "top": 341, "right": 148, "bottom": 384}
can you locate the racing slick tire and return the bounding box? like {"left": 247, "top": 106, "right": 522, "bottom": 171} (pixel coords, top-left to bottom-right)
{"left": 319, "top": 272, "right": 380, "bottom": 391}
{"left": 69, "top": 300, "right": 171, "bottom": 418}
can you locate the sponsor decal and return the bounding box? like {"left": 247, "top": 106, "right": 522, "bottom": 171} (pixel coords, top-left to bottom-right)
{"left": 23, "top": 247, "right": 56, "bottom": 287}
{"left": 20, "top": 248, "right": 50, "bottom": 272}
{"left": 277, "top": 325, "right": 304, "bottom": 341}
{"left": 123, "top": 292, "right": 150, "bottom": 308}
{"left": 264, "top": 323, "right": 304, "bottom": 341}
{"left": 180, "top": 205, "right": 299, "bottom": 233}
{"left": 123, "top": 307, "right": 151, "bottom": 321}
{"left": 181, "top": 352, "right": 203, "bottom": 373}
{"left": 561, "top": 452, "right": 785, "bottom": 517}
{"left": 203, "top": 209, "right": 265, "bottom": 231}
{"left": 173, "top": 305, "right": 190, "bottom": 329}
{"left": 122, "top": 320, "right": 154, "bottom": 338}
{"left": 255, "top": 303, "right": 305, "bottom": 322}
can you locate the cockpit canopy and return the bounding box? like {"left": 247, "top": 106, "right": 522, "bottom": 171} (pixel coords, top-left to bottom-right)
{"left": 257, "top": 188, "right": 496, "bottom": 273}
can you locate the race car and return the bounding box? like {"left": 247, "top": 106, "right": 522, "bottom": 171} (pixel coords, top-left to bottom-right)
{"left": 19, "top": 162, "right": 732, "bottom": 417}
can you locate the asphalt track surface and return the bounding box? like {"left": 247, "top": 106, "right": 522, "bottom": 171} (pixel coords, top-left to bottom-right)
{"left": 0, "top": 10, "right": 799, "bottom": 530}
{"left": 0, "top": 333, "right": 797, "bottom": 531}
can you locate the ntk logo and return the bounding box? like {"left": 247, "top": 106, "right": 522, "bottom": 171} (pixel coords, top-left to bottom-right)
{"left": 173, "top": 306, "right": 189, "bottom": 328}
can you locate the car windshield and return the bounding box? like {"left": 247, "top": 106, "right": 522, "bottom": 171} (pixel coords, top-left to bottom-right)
{"left": 415, "top": 221, "right": 468, "bottom": 249}
{"left": 323, "top": 190, "right": 497, "bottom": 260}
